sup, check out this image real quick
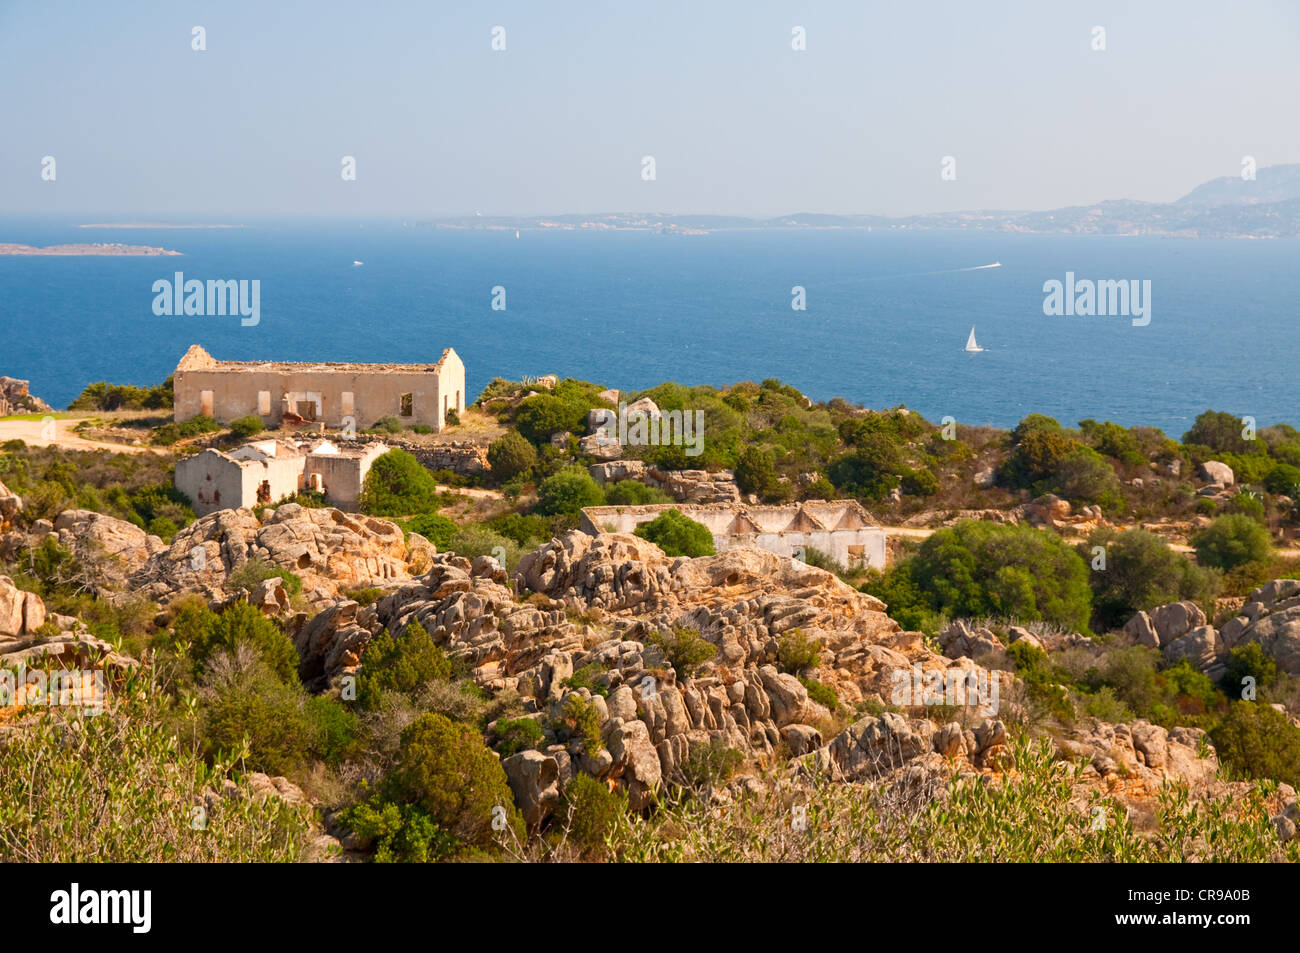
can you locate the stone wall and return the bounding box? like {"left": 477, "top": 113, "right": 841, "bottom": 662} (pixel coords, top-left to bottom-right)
{"left": 390, "top": 440, "right": 490, "bottom": 477}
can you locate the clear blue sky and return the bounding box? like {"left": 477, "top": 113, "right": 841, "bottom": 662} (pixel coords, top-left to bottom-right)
{"left": 2, "top": 0, "right": 1298, "bottom": 218}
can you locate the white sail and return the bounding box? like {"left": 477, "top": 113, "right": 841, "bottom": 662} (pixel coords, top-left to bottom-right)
{"left": 965, "top": 326, "right": 983, "bottom": 352}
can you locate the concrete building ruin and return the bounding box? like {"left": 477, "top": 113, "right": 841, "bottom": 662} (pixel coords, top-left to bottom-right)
{"left": 175, "top": 438, "right": 389, "bottom": 516}
{"left": 579, "top": 500, "right": 887, "bottom": 569}
{"left": 172, "top": 345, "right": 465, "bottom": 431}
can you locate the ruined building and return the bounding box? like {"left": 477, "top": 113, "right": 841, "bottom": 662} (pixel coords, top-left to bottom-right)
{"left": 172, "top": 345, "right": 465, "bottom": 431}
{"left": 579, "top": 500, "right": 887, "bottom": 569}
{"left": 175, "top": 438, "right": 389, "bottom": 516}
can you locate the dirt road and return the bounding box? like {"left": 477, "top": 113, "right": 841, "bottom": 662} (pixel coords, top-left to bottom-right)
{"left": 0, "top": 416, "right": 163, "bottom": 455}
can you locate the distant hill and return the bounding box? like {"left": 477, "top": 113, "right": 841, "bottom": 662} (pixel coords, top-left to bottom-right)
{"left": 422, "top": 164, "right": 1300, "bottom": 238}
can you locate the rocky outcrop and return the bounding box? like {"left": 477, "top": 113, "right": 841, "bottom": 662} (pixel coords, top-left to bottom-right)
{"left": 587, "top": 461, "right": 740, "bottom": 504}
{"left": 1218, "top": 579, "right": 1300, "bottom": 675}
{"left": 0, "top": 479, "right": 21, "bottom": 532}
{"left": 50, "top": 510, "right": 166, "bottom": 586}
{"left": 1197, "top": 461, "right": 1235, "bottom": 487}
{"left": 0, "top": 377, "right": 51, "bottom": 417}
{"left": 0, "top": 575, "right": 46, "bottom": 636}
{"left": 133, "top": 504, "right": 417, "bottom": 607}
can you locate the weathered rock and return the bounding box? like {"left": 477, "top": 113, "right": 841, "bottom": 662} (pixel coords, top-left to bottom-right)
{"left": 502, "top": 750, "right": 561, "bottom": 829}
{"left": 1123, "top": 610, "right": 1161, "bottom": 649}
{"left": 1198, "top": 461, "right": 1235, "bottom": 487}
{"left": 1162, "top": 624, "right": 1219, "bottom": 673}
{"left": 0, "top": 575, "right": 46, "bottom": 636}
{"left": 1149, "top": 600, "right": 1206, "bottom": 645}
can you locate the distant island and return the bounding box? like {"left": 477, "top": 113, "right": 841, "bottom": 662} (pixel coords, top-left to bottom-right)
{"left": 423, "top": 164, "right": 1300, "bottom": 239}
{"left": 0, "top": 242, "right": 181, "bottom": 256}
{"left": 78, "top": 223, "right": 244, "bottom": 229}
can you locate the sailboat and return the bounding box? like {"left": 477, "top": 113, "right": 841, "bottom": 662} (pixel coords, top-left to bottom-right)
{"left": 964, "top": 326, "right": 984, "bottom": 353}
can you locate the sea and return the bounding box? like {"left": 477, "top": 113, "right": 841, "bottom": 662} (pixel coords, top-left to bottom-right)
{"left": 1, "top": 219, "right": 1297, "bottom": 436}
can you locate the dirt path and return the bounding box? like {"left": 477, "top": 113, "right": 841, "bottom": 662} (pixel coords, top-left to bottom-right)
{"left": 0, "top": 417, "right": 164, "bottom": 455}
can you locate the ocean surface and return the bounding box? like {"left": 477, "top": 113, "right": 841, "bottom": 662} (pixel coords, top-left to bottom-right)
{"left": 1, "top": 219, "right": 1297, "bottom": 435}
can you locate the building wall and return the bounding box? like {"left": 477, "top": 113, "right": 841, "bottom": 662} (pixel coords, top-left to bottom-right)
{"left": 303, "top": 444, "right": 387, "bottom": 510}
{"left": 175, "top": 368, "right": 451, "bottom": 430}
{"left": 175, "top": 449, "right": 304, "bottom": 516}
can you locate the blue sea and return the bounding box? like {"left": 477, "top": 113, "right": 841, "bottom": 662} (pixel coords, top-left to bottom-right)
{"left": 1, "top": 219, "right": 1297, "bottom": 435}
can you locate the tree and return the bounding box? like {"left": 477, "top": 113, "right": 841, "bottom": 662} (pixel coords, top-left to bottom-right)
{"left": 186, "top": 602, "right": 301, "bottom": 684}
{"left": 387, "top": 713, "right": 525, "bottom": 849}
{"left": 358, "top": 449, "right": 441, "bottom": 516}
{"left": 1209, "top": 702, "right": 1300, "bottom": 786}
{"left": 356, "top": 622, "right": 451, "bottom": 709}
{"left": 1052, "top": 447, "right": 1120, "bottom": 504}
{"left": 535, "top": 466, "right": 605, "bottom": 516}
{"left": 907, "top": 520, "right": 1093, "bottom": 632}
{"left": 1183, "top": 410, "right": 1252, "bottom": 455}
{"left": 1083, "top": 528, "right": 1219, "bottom": 631}
{"left": 487, "top": 430, "right": 537, "bottom": 481}
{"left": 1193, "top": 514, "right": 1272, "bottom": 570}
{"left": 402, "top": 513, "right": 458, "bottom": 550}
{"left": 604, "top": 480, "right": 671, "bottom": 505}
{"left": 826, "top": 433, "right": 904, "bottom": 501}
{"left": 735, "top": 446, "right": 781, "bottom": 500}
{"left": 633, "top": 508, "right": 715, "bottom": 557}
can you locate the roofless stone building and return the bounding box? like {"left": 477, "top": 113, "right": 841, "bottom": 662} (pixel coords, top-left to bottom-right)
{"left": 172, "top": 345, "right": 465, "bottom": 431}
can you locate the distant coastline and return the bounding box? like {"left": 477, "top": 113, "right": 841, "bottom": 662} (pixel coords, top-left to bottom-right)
{"left": 0, "top": 242, "right": 181, "bottom": 256}
{"left": 77, "top": 223, "right": 243, "bottom": 230}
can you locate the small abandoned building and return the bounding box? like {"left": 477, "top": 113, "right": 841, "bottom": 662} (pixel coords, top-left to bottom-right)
{"left": 175, "top": 438, "right": 389, "bottom": 516}
{"left": 579, "top": 500, "right": 887, "bottom": 569}
{"left": 172, "top": 345, "right": 465, "bottom": 431}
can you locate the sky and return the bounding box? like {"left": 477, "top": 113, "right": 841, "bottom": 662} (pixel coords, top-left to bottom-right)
{"left": 2, "top": 0, "right": 1299, "bottom": 219}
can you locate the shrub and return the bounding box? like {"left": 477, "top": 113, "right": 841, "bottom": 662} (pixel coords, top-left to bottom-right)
{"left": 647, "top": 625, "right": 717, "bottom": 678}
{"left": 900, "top": 467, "right": 939, "bottom": 497}
{"left": 776, "top": 629, "right": 823, "bottom": 674}
{"left": 535, "top": 466, "right": 605, "bottom": 516}
{"left": 188, "top": 602, "right": 301, "bottom": 685}
{"left": 447, "top": 524, "right": 522, "bottom": 569}
{"left": 1052, "top": 447, "right": 1120, "bottom": 504}
{"left": 196, "top": 646, "right": 316, "bottom": 774}
{"left": 370, "top": 416, "right": 405, "bottom": 435}
{"left": 1221, "top": 643, "right": 1278, "bottom": 697}
{"left": 800, "top": 677, "right": 840, "bottom": 711}
{"left": 1083, "top": 528, "right": 1219, "bottom": 631}
{"left": 1193, "top": 514, "right": 1272, "bottom": 570}
{"left": 493, "top": 717, "right": 545, "bottom": 757}
{"left": 826, "top": 433, "right": 904, "bottom": 501}
{"left": 0, "top": 687, "right": 309, "bottom": 862}
{"left": 562, "top": 773, "right": 627, "bottom": 853}
{"left": 443, "top": 409, "right": 460, "bottom": 427}
{"left": 356, "top": 622, "right": 451, "bottom": 708}
{"left": 1264, "top": 463, "right": 1300, "bottom": 497}
{"left": 735, "top": 446, "right": 782, "bottom": 500}
{"left": 339, "top": 798, "right": 458, "bottom": 863}
{"left": 633, "top": 508, "right": 715, "bottom": 557}
{"left": 604, "top": 480, "right": 672, "bottom": 505}
{"left": 1210, "top": 702, "right": 1300, "bottom": 786}
{"left": 358, "top": 449, "right": 441, "bottom": 516}
{"left": 229, "top": 415, "right": 265, "bottom": 440}
{"left": 563, "top": 662, "right": 610, "bottom": 697}
{"left": 487, "top": 431, "right": 537, "bottom": 481}
{"left": 1183, "top": 410, "right": 1253, "bottom": 455}
{"left": 401, "top": 512, "right": 458, "bottom": 550}
{"left": 558, "top": 694, "right": 605, "bottom": 754}
{"left": 387, "top": 713, "right": 525, "bottom": 850}
{"left": 226, "top": 557, "right": 303, "bottom": 596}
{"left": 680, "top": 739, "right": 744, "bottom": 793}
{"left": 907, "top": 520, "right": 1093, "bottom": 632}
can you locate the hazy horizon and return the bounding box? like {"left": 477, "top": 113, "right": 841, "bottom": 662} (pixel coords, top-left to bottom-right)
{"left": 4, "top": 0, "right": 1300, "bottom": 220}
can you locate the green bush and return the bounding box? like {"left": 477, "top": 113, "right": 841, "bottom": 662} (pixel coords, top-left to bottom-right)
{"left": 647, "top": 625, "right": 717, "bottom": 678}
{"left": 447, "top": 524, "right": 522, "bottom": 569}
{"left": 1221, "top": 643, "right": 1278, "bottom": 697}
{"left": 370, "top": 416, "right": 405, "bottom": 435}
{"left": 562, "top": 773, "right": 627, "bottom": 853}
{"left": 358, "top": 449, "right": 441, "bottom": 516}
{"left": 906, "top": 520, "right": 1094, "bottom": 632}
{"left": 387, "top": 713, "right": 525, "bottom": 850}
{"left": 776, "top": 629, "right": 823, "bottom": 674}
{"left": 493, "top": 717, "right": 545, "bottom": 757}
{"left": 356, "top": 622, "right": 451, "bottom": 709}
{"left": 187, "top": 602, "right": 301, "bottom": 685}
{"left": 487, "top": 430, "right": 538, "bottom": 481}
{"left": 633, "top": 508, "right": 715, "bottom": 557}
{"left": 826, "top": 433, "right": 904, "bottom": 501}
{"left": 1083, "top": 528, "right": 1219, "bottom": 631}
{"left": 1052, "top": 447, "right": 1120, "bottom": 505}
{"left": 535, "top": 466, "right": 605, "bottom": 516}
{"left": 800, "top": 677, "right": 840, "bottom": 711}
{"left": 1264, "top": 463, "right": 1300, "bottom": 497}
{"left": 400, "top": 512, "right": 458, "bottom": 550}
{"left": 1193, "top": 514, "right": 1273, "bottom": 570}
{"left": 900, "top": 467, "right": 939, "bottom": 497}
{"left": 339, "top": 797, "right": 458, "bottom": 863}
{"left": 735, "top": 446, "right": 782, "bottom": 501}
{"left": 68, "top": 378, "right": 173, "bottom": 412}
{"left": 558, "top": 694, "right": 605, "bottom": 754}
{"left": 226, "top": 557, "right": 303, "bottom": 596}
{"left": 196, "top": 648, "right": 317, "bottom": 774}
{"left": 680, "top": 738, "right": 744, "bottom": 792}
{"left": 563, "top": 662, "right": 610, "bottom": 697}
{"left": 229, "top": 415, "right": 265, "bottom": 440}
{"left": 604, "top": 480, "right": 672, "bottom": 505}
{"left": 1183, "top": 410, "right": 1253, "bottom": 455}
{"left": 1210, "top": 702, "right": 1300, "bottom": 786}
